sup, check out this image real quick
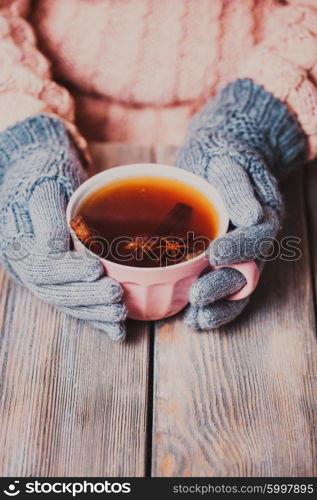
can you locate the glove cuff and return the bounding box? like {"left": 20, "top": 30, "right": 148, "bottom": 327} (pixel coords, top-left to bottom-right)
{"left": 0, "top": 114, "right": 71, "bottom": 170}
{"left": 190, "top": 79, "right": 308, "bottom": 177}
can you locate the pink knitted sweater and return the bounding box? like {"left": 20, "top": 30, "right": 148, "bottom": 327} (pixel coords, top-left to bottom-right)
{"left": 1, "top": 0, "right": 317, "bottom": 158}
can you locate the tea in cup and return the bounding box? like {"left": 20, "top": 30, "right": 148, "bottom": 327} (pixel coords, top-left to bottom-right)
{"left": 67, "top": 164, "right": 258, "bottom": 320}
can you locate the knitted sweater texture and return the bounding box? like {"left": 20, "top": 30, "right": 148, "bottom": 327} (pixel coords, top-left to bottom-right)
{"left": 0, "top": 0, "right": 317, "bottom": 155}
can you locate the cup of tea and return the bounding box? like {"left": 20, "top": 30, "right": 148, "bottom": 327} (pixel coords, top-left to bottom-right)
{"left": 66, "top": 164, "right": 259, "bottom": 321}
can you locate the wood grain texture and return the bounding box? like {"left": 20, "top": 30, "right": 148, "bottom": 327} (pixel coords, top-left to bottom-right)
{"left": 0, "top": 144, "right": 152, "bottom": 477}
{"left": 152, "top": 149, "right": 317, "bottom": 477}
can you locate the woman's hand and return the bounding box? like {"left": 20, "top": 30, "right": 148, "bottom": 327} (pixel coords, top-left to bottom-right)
{"left": 176, "top": 79, "right": 307, "bottom": 329}
{"left": 0, "top": 114, "right": 126, "bottom": 341}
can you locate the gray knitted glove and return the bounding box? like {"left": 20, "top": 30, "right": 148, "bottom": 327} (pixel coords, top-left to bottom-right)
{"left": 0, "top": 114, "right": 126, "bottom": 341}
{"left": 176, "top": 78, "right": 307, "bottom": 329}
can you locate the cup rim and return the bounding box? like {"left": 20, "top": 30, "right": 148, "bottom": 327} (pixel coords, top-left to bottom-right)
{"left": 66, "top": 163, "right": 229, "bottom": 272}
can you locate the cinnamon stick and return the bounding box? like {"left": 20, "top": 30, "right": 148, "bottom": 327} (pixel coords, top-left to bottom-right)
{"left": 155, "top": 202, "right": 192, "bottom": 236}
{"left": 70, "top": 215, "right": 101, "bottom": 255}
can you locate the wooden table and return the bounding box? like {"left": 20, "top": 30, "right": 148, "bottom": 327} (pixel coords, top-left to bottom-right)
{"left": 1, "top": 144, "right": 317, "bottom": 477}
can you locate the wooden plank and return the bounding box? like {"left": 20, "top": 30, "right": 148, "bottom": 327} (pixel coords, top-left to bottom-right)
{"left": 0, "top": 144, "right": 152, "bottom": 477}
{"left": 152, "top": 148, "right": 317, "bottom": 477}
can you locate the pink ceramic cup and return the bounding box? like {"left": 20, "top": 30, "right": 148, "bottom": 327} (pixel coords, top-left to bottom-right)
{"left": 66, "top": 164, "right": 258, "bottom": 321}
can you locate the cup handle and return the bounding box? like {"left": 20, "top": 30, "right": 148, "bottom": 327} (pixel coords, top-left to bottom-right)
{"left": 213, "top": 261, "right": 260, "bottom": 301}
